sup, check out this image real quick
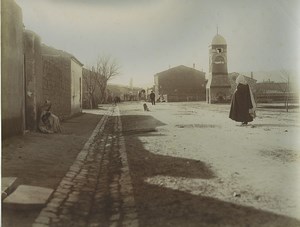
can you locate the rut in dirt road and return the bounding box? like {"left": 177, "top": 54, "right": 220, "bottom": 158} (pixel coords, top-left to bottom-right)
{"left": 33, "top": 107, "right": 138, "bottom": 227}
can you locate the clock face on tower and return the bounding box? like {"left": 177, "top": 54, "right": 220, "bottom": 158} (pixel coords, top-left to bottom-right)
{"left": 213, "top": 55, "right": 225, "bottom": 64}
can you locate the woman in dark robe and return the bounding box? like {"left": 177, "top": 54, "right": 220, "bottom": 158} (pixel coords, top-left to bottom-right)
{"left": 229, "top": 75, "right": 256, "bottom": 126}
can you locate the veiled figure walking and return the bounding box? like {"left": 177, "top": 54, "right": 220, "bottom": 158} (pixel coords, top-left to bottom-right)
{"left": 229, "top": 75, "right": 256, "bottom": 125}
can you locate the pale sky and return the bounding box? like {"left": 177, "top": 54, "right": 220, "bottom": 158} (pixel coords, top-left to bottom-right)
{"left": 15, "top": 0, "right": 300, "bottom": 87}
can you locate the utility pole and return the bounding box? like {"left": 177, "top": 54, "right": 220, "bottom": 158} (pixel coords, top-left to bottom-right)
{"left": 281, "top": 70, "right": 290, "bottom": 112}
{"left": 286, "top": 75, "right": 289, "bottom": 112}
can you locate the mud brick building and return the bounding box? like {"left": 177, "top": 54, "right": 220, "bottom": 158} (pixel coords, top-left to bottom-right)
{"left": 255, "top": 81, "right": 299, "bottom": 103}
{"left": 2, "top": 0, "right": 85, "bottom": 138}
{"left": 1, "top": 0, "right": 25, "bottom": 137}
{"left": 154, "top": 65, "right": 206, "bottom": 102}
{"left": 23, "top": 33, "right": 84, "bottom": 132}
{"left": 41, "top": 44, "right": 83, "bottom": 118}
{"left": 23, "top": 30, "right": 44, "bottom": 131}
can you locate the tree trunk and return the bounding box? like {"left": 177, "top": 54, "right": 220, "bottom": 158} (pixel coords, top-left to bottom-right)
{"left": 89, "top": 98, "right": 93, "bottom": 109}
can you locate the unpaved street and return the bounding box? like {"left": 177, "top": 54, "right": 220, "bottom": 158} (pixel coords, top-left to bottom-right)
{"left": 117, "top": 101, "right": 300, "bottom": 226}
{"left": 2, "top": 101, "right": 300, "bottom": 227}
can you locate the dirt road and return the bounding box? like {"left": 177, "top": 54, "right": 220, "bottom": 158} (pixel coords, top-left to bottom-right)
{"left": 2, "top": 101, "right": 300, "bottom": 226}
{"left": 117, "top": 101, "right": 300, "bottom": 226}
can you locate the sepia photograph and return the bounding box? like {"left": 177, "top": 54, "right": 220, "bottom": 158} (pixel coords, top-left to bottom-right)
{"left": 1, "top": 0, "right": 300, "bottom": 226}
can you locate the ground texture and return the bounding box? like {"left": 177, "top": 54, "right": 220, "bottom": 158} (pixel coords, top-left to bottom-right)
{"left": 2, "top": 102, "right": 300, "bottom": 226}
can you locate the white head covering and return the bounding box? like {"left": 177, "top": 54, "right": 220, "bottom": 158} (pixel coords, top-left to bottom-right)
{"left": 236, "top": 75, "right": 247, "bottom": 85}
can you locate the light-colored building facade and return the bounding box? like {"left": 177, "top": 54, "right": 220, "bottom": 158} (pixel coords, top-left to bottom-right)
{"left": 71, "top": 59, "right": 83, "bottom": 115}
{"left": 206, "top": 34, "right": 231, "bottom": 103}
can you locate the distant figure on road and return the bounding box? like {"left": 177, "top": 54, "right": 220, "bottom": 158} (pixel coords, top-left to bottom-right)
{"left": 113, "top": 96, "right": 120, "bottom": 105}
{"left": 139, "top": 89, "right": 146, "bottom": 101}
{"left": 150, "top": 91, "right": 155, "bottom": 105}
{"left": 229, "top": 75, "right": 256, "bottom": 126}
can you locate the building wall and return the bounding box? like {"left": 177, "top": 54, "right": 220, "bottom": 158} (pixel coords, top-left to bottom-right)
{"left": 155, "top": 66, "right": 206, "bottom": 102}
{"left": 70, "top": 59, "right": 83, "bottom": 115}
{"left": 24, "top": 30, "right": 43, "bottom": 130}
{"left": 158, "top": 74, "right": 205, "bottom": 95}
{"left": 255, "top": 82, "right": 299, "bottom": 103}
{"left": 154, "top": 75, "right": 159, "bottom": 97}
{"left": 1, "top": 0, "right": 25, "bottom": 137}
{"left": 42, "top": 56, "right": 71, "bottom": 119}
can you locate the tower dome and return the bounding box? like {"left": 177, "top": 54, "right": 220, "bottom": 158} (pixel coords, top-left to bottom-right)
{"left": 211, "top": 34, "right": 227, "bottom": 45}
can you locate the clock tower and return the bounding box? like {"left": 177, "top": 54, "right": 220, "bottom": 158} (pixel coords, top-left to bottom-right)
{"left": 206, "top": 33, "right": 231, "bottom": 103}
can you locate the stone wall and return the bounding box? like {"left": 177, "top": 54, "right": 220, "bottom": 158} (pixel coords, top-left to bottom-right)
{"left": 1, "top": 0, "right": 25, "bottom": 137}
{"left": 42, "top": 56, "right": 71, "bottom": 119}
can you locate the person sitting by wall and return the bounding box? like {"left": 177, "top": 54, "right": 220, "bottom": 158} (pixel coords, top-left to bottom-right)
{"left": 38, "top": 100, "right": 61, "bottom": 133}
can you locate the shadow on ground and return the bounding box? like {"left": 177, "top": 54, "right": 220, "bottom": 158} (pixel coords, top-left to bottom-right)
{"left": 252, "top": 123, "right": 299, "bottom": 128}
{"left": 2, "top": 113, "right": 103, "bottom": 227}
{"left": 258, "top": 105, "right": 299, "bottom": 109}
{"left": 120, "top": 114, "right": 300, "bottom": 227}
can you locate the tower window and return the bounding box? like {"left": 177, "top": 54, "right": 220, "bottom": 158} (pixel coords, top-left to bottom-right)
{"left": 217, "top": 48, "right": 223, "bottom": 53}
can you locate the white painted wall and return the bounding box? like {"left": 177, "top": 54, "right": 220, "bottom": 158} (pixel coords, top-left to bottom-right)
{"left": 70, "top": 59, "right": 82, "bottom": 115}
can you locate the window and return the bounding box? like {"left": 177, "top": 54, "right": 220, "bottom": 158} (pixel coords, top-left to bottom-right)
{"left": 217, "top": 48, "right": 223, "bottom": 53}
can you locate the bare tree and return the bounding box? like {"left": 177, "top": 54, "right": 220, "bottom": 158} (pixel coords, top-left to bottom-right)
{"left": 94, "top": 56, "right": 120, "bottom": 103}
{"left": 83, "top": 66, "right": 97, "bottom": 109}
